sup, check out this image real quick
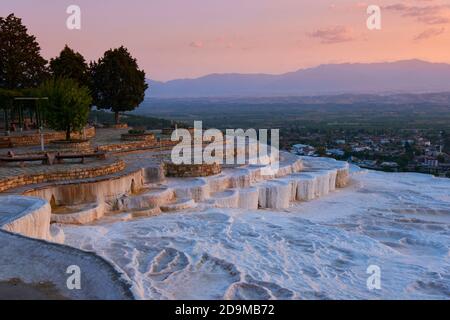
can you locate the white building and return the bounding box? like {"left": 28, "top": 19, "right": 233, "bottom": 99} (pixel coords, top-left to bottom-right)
{"left": 327, "top": 148, "right": 345, "bottom": 157}
{"left": 291, "top": 144, "right": 316, "bottom": 156}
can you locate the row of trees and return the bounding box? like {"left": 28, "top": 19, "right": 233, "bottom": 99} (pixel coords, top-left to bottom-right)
{"left": 0, "top": 13, "right": 148, "bottom": 139}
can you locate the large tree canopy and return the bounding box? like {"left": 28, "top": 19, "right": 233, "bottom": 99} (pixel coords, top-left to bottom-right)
{"left": 38, "top": 78, "right": 91, "bottom": 140}
{"left": 49, "top": 45, "right": 89, "bottom": 86}
{"left": 91, "top": 46, "right": 148, "bottom": 124}
{"left": 0, "top": 13, "right": 48, "bottom": 89}
{"left": 0, "top": 88, "right": 21, "bottom": 108}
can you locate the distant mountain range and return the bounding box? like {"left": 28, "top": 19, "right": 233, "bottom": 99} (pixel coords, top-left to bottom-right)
{"left": 146, "top": 60, "right": 450, "bottom": 98}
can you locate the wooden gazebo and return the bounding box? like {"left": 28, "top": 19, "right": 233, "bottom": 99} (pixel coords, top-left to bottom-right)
{"left": 0, "top": 92, "right": 47, "bottom": 135}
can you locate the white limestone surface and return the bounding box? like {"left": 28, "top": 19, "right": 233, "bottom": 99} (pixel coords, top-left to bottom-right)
{"left": 25, "top": 169, "right": 144, "bottom": 206}
{"left": 0, "top": 230, "right": 133, "bottom": 299}
{"left": 237, "top": 187, "right": 259, "bottom": 210}
{"left": 0, "top": 196, "right": 52, "bottom": 240}
{"left": 301, "top": 156, "right": 349, "bottom": 188}
{"left": 51, "top": 202, "right": 106, "bottom": 225}
{"left": 117, "top": 187, "right": 175, "bottom": 211}
{"left": 63, "top": 169, "right": 450, "bottom": 300}
{"left": 207, "top": 190, "right": 240, "bottom": 208}
{"left": 257, "top": 180, "right": 291, "bottom": 209}
{"left": 0, "top": 196, "right": 135, "bottom": 299}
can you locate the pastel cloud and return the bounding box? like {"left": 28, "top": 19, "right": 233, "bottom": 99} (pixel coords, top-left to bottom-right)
{"left": 308, "top": 26, "right": 354, "bottom": 44}
{"left": 414, "top": 27, "right": 446, "bottom": 40}
{"left": 189, "top": 38, "right": 235, "bottom": 49}
{"left": 385, "top": 3, "right": 450, "bottom": 25}
{"left": 189, "top": 41, "right": 203, "bottom": 48}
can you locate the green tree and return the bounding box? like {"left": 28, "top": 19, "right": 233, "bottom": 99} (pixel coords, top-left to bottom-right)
{"left": 49, "top": 45, "right": 89, "bottom": 86}
{"left": 38, "top": 78, "right": 91, "bottom": 140}
{"left": 0, "top": 88, "right": 21, "bottom": 108}
{"left": 0, "top": 88, "right": 22, "bottom": 133}
{"left": 443, "top": 132, "right": 450, "bottom": 154}
{"left": 343, "top": 145, "right": 352, "bottom": 158}
{"left": 91, "top": 46, "right": 148, "bottom": 124}
{"left": 316, "top": 146, "right": 327, "bottom": 156}
{"left": 0, "top": 13, "right": 48, "bottom": 89}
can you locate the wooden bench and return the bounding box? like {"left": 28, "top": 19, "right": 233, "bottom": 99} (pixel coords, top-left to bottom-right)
{"left": 0, "top": 151, "right": 106, "bottom": 166}
{"left": 55, "top": 151, "right": 107, "bottom": 164}
{"left": 0, "top": 151, "right": 54, "bottom": 165}
{"left": 0, "top": 140, "right": 13, "bottom": 149}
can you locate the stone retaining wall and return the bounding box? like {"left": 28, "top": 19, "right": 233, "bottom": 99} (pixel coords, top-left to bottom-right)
{"left": 98, "top": 139, "right": 177, "bottom": 153}
{"left": 0, "top": 127, "right": 96, "bottom": 147}
{"left": 0, "top": 160, "right": 125, "bottom": 193}
{"left": 164, "top": 162, "right": 222, "bottom": 177}
{"left": 106, "top": 123, "right": 128, "bottom": 129}
{"left": 162, "top": 127, "right": 197, "bottom": 136}
{"left": 49, "top": 139, "right": 92, "bottom": 151}
{"left": 121, "top": 133, "right": 156, "bottom": 142}
{"left": 98, "top": 141, "right": 156, "bottom": 153}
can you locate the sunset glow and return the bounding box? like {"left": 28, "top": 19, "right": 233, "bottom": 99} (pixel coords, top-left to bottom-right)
{"left": 1, "top": 0, "right": 450, "bottom": 80}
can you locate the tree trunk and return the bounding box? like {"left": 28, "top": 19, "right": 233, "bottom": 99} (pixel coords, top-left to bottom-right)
{"left": 4, "top": 108, "right": 9, "bottom": 136}
{"left": 115, "top": 111, "right": 120, "bottom": 125}
{"left": 66, "top": 125, "right": 71, "bottom": 141}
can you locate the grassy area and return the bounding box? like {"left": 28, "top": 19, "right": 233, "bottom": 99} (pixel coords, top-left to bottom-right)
{"left": 89, "top": 110, "right": 181, "bottom": 129}
{"left": 137, "top": 98, "right": 450, "bottom": 131}
{"left": 135, "top": 97, "right": 450, "bottom": 156}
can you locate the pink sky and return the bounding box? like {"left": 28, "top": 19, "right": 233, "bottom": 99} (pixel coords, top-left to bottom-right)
{"left": 1, "top": 0, "right": 450, "bottom": 81}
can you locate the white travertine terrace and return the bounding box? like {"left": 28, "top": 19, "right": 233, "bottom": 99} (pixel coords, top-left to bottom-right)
{"left": 25, "top": 169, "right": 145, "bottom": 206}
{"left": 4, "top": 135, "right": 448, "bottom": 300}
{"left": 11, "top": 152, "right": 350, "bottom": 226}
{"left": 0, "top": 196, "right": 53, "bottom": 241}
{"left": 0, "top": 196, "right": 134, "bottom": 299}
{"left": 0, "top": 230, "right": 134, "bottom": 299}
{"left": 1, "top": 141, "right": 350, "bottom": 228}
{"left": 61, "top": 169, "right": 450, "bottom": 300}
{"left": 51, "top": 202, "right": 106, "bottom": 225}
{"left": 0, "top": 142, "right": 350, "bottom": 300}
{"left": 110, "top": 151, "right": 349, "bottom": 214}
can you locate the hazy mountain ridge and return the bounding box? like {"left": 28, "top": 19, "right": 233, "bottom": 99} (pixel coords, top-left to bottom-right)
{"left": 146, "top": 60, "right": 450, "bottom": 98}
{"left": 143, "top": 92, "right": 450, "bottom": 106}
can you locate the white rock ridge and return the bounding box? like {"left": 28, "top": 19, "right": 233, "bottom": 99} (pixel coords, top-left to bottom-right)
{"left": 0, "top": 196, "right": 52, "bottom": 241}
